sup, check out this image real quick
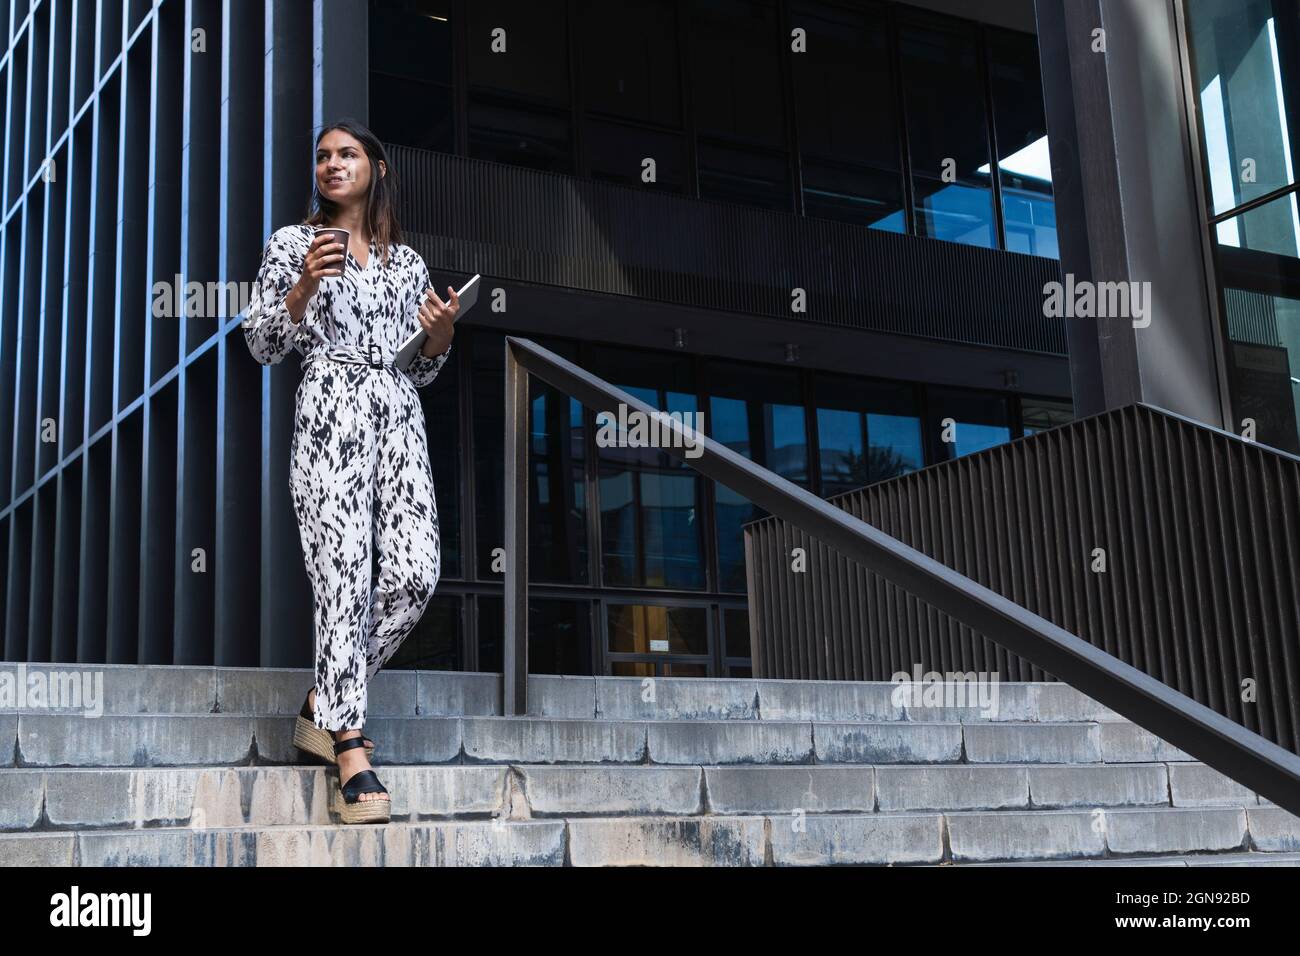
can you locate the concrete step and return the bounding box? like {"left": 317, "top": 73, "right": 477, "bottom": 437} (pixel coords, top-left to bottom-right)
{"left": 0, "top": 762, "right": 1278, "bottom": 831}
{"left": 2, "top": 806, "right": 1296, "bottom": 866}
{"left": 4, "top": 713, "right": 1196, "bottom": 768}
{"left": 0, "top": 663, "right": 1123, "bottom": 722}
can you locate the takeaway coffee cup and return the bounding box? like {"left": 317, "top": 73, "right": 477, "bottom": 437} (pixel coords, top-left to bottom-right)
{"left": 314, "top": 226, "right": 349, "bottom": 277}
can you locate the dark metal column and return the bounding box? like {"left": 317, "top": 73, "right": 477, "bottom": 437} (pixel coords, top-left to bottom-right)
{"left": 1034, "top": 0, "right": 1226, "bottom": 426}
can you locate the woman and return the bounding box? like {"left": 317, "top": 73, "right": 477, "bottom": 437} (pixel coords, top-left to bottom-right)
{"left": 241, "top": 120, "right": 458, "bottom": 824}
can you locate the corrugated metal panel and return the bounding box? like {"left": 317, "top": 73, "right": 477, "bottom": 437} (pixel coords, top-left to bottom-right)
{"left": 746, "top": 403, "right": 1300, "bottom": 754}
{"left": 388, "top": 144, "right": 1067, "bottom": 355}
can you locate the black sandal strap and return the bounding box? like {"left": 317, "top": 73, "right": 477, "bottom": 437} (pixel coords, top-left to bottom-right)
{"left": 341, "top": 769, "right": 388, "bottom": 802}
{"left": 333, "top": 736, "right": 369, "bottom": 756}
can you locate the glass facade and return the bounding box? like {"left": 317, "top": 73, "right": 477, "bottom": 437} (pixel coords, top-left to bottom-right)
{"left": 1186, "top": 0, "right": 1300, "bottom": 453}
{"left": 381, "top": 325, "right": 1068, "bottom": 677}
{"left": 368, "top": 0, "right": 1059, "bottom": 257}
{"left": 0, "top": 0, "right": 1071, "bottom": 679}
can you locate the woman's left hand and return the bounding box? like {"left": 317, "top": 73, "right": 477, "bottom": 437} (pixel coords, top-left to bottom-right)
{"left": 417, "top": 286, "right": 458, "bottom": 357}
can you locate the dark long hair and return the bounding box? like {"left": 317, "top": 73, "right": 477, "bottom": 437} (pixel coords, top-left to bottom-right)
{"left": 304, "top": 119, "right": 402, "bottom": 267}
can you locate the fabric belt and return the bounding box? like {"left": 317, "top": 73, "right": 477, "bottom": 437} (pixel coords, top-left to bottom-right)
{"left": 303, "top": 341, "right": 395, "bottom": 370}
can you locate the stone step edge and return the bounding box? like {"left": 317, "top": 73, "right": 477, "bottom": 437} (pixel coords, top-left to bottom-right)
{"left": 2, "top": 811, "right": 1294, "bottom": 866}
{"left": 7, "top": 802, "right": 1276, "bottom": 830}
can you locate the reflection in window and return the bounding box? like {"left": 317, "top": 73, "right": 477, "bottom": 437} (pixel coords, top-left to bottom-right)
{"left": 1215, "top": 193, "right": 1300, "bottom": 258}
{"left": 592, "top": 349, "right": 705, "bottom": 590}
{"left": 472, "top": 332, "right": 587, "bottom": 583}
{"left": 793, "top": 1, "right": 905, "bottom": 230}
{"left": 899, "top": 19, "right": 996, "bottom": 248}
{"left": 1188, "top": 0, "right": 1300, "bottom": 219}
{"left": 1020, "top": 397, "right": 1073, "bottom": 436}
{"left": 815, "top": 376, "right": 923, "bottom": 496}
{"left": 530, "top": 388, "right": 589, "bottom": 584}
{"left": 987, "top": 29, "right": 1058, "bottom": 258}
{"left": 707, "top": 362, "right": 807, "bottom": 592}
{"left": 1222, "top": 287, "right": 1300, "bottom": 453}
{"left": 928, "top": 387, "right": 1012, "bottom": 460}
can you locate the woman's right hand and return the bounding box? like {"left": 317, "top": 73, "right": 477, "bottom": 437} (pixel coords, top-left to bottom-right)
{"left": 296, "top": 232, "right": 347, "bottom": 298}
{"left": 285, "top": 233, "right": 346, "bottom": 324}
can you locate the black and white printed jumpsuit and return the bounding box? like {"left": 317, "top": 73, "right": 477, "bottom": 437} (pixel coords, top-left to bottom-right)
{"left": 241, "top": 223, "right": 450, "bottom": 733}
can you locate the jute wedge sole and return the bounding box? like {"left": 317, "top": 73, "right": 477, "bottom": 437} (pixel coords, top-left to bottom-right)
{"left": 294, "top": 689, "right": 375, "bottom": 766}
{"left": 293, "top": 714, "right": 341, "bottom": 764}
{"left": 335, "top": 788, "right": 392, "bottom": 824}
{"left": 333, "top": 735, "right": 391, "bottom": 825}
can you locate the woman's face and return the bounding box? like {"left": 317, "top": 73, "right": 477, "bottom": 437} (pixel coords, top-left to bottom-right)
{"left": 315, "top": 129, "right": 381, "bottom": 208}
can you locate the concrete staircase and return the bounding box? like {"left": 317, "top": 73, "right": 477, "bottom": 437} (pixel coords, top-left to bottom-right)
{"left": 1, "top": 663, "right": 1298, "bottom": 866}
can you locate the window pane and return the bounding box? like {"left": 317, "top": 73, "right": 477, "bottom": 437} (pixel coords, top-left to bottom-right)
{"left": 988, "top": 29, "right": 1057, "bottom": 258}
{"left": 370, "top": 74, "right": 455, "bottom": 153}
{"left": 723, "top": 607, "right": 751, "bottom": 659}
{"left": 585, "top": 119, "right": 688, "bottom": 192}
{"left": 368, "top": 0, "right": 454, "bottom": 151}
{"left": 476, "top": 597, "right": 594, "bottom": 674}
{"left": 815, "top": 376, "right": 923, "bottom": 495}
{"left": 370, "top": 0, "right": 453, "bottom": 86}
{"left": 468, "top": 97, "right": 573, "bottom": 173}
{"left": 578, "top": 0, "right": 681, "bottom": 126}
{"left": 640, "top": 471, "right": 705, "bottom": 588}
{"left": 1222, "top": 286, "right": 1300, "bottom": 453}
{"left": 706, "top": 362, "right": 807, "bottom": 592}
{"left": 792, "top": 1, "right": 898, "bottom": 168}
{"left": 792, "top": 1, "right": 905, "bottom": 228}
{"left": 530, "top": 388, "right": 589, "bottom": 584}
{"left": 590, "top": 347, "right": 705, "bottom": 590}
{"left": 689, "top": 0, "right": 784, "bottom": 147}
{"left": 1020, "top": 396, "right": 1074, "bottom": 436}
{"left": 607, "top": 604, "right": 708, "bottom": 655}
{"left": 1215, "top": 189, "right": 1300, "bottom": 257}
{"left": 1187, "top": 0, "right": 1300, "bottom": 216}
{"left": 802, "top": 160, "right": 906, "bottom": 231}
{"left": 466, "top": 0, "right": 570, "bottom": 104}
{"left": 900, "top": 19, "right": 996, "bottom": 248}
{"left": 697, "top": 140, "right": 791, "bottom": 211}
{"left": 928, "top": 386, "right": 1013, "bottom": 460}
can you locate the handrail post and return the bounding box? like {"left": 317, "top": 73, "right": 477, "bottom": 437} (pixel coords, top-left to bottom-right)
{"left": 503, "top": 341, "right": 529, "bottom": 715}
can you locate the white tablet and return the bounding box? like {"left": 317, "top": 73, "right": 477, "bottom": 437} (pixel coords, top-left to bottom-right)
{"left": 394, "top": 274, "right": 480, "bottom": 370}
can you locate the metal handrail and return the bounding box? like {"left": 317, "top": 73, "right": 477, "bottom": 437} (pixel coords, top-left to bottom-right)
{"left": 502, "top": 336, "right": 1300, "bottom": 815}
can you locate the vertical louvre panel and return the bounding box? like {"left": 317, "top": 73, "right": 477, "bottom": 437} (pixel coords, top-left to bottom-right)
{"left": 746, "top": 404, "right": 1300, "bottom": 756}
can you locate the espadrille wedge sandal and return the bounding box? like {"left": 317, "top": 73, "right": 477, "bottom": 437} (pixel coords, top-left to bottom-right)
{"left": 333, "top": 735, "right": 391, "bottom": 824}
{"left": 293, "top": 688, "right": 375, "bottom": 765}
